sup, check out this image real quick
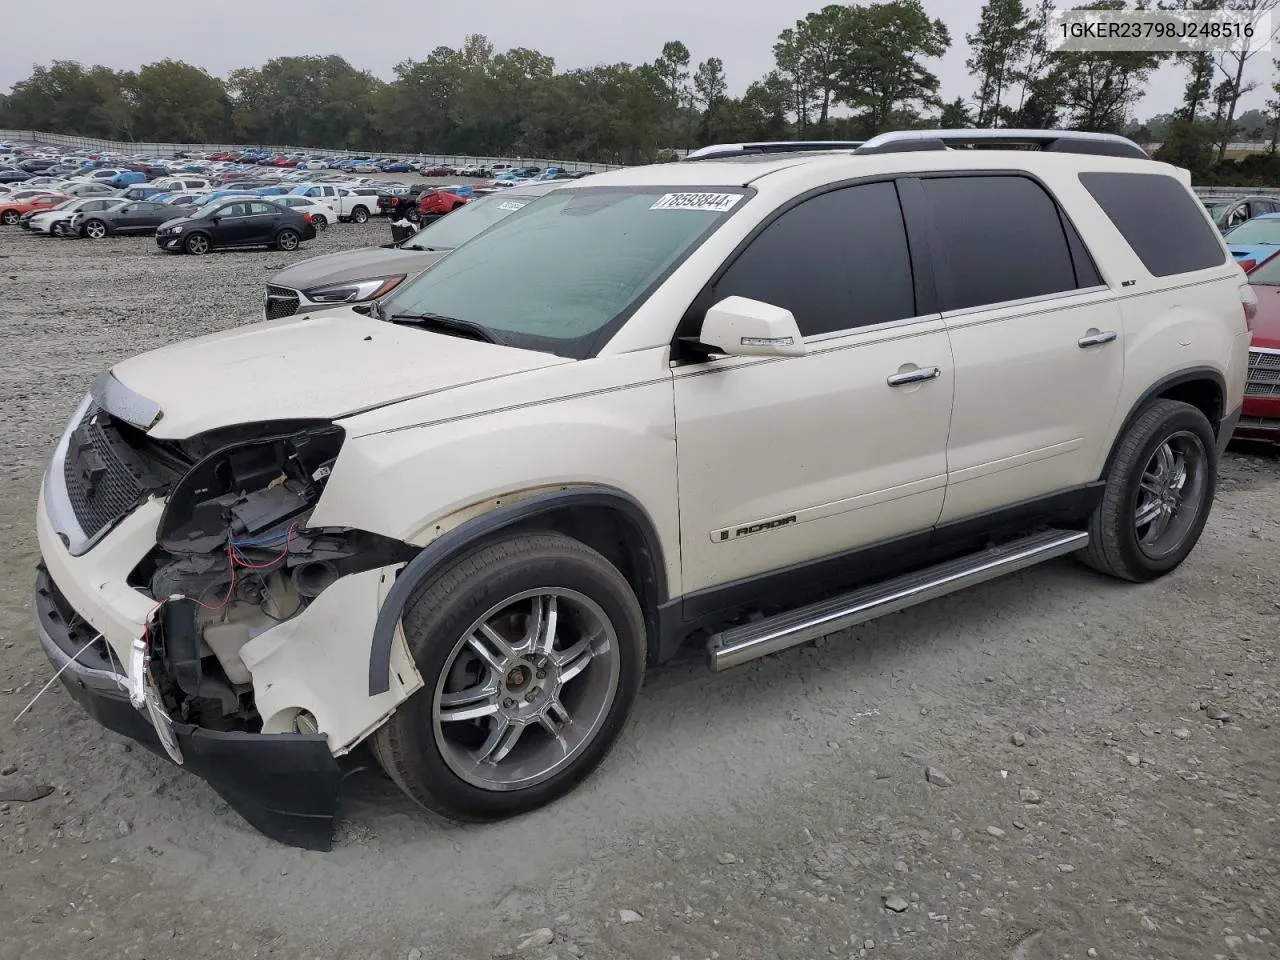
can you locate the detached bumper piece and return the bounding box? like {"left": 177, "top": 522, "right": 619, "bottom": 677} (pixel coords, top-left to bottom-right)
{"left": 33, "top": 567, "right": 343, "bottom": 851}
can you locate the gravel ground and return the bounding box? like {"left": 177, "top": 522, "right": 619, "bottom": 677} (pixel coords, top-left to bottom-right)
{"left": 0, "top": 220, "right": 1278, "bottom": 960}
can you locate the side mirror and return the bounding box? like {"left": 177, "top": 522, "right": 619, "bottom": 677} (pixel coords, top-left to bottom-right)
{"left": 696, "top": 296, "right": 806, "bottom": 358}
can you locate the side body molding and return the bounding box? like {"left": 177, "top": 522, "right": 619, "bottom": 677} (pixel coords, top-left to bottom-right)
{"left": 368, "top": 486, "right": 669, "bottom": 696}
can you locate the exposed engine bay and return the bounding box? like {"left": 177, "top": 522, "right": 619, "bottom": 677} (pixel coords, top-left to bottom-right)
{"left": 128, "top": 422, "right": 416, "bottom": 733}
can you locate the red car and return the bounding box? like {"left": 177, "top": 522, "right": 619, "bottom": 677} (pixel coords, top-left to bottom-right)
{"left": 0, "top": 192, "right": 69, "bottom": 224}
{"left": 1238, "top": 251, "right": 1280, "bottom": 445}
{"left": 418, "top": 188, "right": 469, "bottom": 218}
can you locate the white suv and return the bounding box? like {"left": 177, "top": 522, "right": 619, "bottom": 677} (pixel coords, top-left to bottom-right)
{"left": 32, "top": 130, "right": 1251, "bottom": 850}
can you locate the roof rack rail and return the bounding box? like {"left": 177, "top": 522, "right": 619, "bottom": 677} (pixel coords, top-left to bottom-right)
{"left": 853, "top": 129, "right": 1148, "bottom": 160}
{"left": 683, "top": 140, "right": 866, "bottom": 161}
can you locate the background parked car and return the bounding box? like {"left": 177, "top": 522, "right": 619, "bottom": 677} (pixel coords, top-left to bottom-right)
{"left": 75, "top": 200, "right": 176, "bottom": 238}
{"left": 1201, "top": 195, "right": 1280, "bottom": 232}
{"left": 156, "top": 197, "right": 317, "bottom": 254}
{"left": 1, "top": 192, "right": 68, "bottom": 224}
{"left": 270, "top": 194, "right": 335, "bottom": 229}
{"left": 26, "top": 197, "right": 125, "bottom": 235}
{"left": 1235, "top": 251, "right": 1280, "bottom": 447}
{"left": 1224, "top": 213, "right": 1280, "bottom": 271}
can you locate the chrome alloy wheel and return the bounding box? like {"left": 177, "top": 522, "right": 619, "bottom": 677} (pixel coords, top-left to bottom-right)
{"left": 1133, "top": 430, "right": 1209, "bottom": 561}
{"left": 431, "top": 589, "right": 620, "bottom": 792}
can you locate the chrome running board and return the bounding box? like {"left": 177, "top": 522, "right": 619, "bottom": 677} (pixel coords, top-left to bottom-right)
{"left": 705, "top": 529, "right": 1089, "bottom": 671}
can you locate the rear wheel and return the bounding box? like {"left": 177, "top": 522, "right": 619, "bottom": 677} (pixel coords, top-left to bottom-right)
{"left": 372, "top": 532, "right": 646, "bottom": 822}
{"left": 83, "top": 219, "right": 107, "bottom": 240}
{"left": 276, "top": 228, "right": 300, "bottom": 250}
{"left": 184, "top": 232, "right": 211, "bottom": 255}
{"left": 1, "top": 209, "right": 19, "bottom": 225}
{"left": 312, "top": 216, "right": 328, "bottom": 232}
{"left": 1080, "top": 399, "right": 1217, "bottom": 582}
{"left": 350, "top": 206, "right": 369, "bottom": 224}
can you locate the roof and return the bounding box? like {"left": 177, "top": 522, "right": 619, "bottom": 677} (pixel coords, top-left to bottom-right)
{"left": 573, "top": 146, "right": 1180, "bottom": 192}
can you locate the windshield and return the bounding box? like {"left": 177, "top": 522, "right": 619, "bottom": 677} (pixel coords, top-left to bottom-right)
{"left": 400, "top": 191, "right": 548, "bottom": 250}
{"left": 1225, "top": 217, "right": 1280, "bottom": 245}
{"left": 380, "top": 186, "right": 749, "bottom": 357}
{"left": 1250, "top": 253, "right": 1280, "bottom": 284}
{"left": 189, "top": 200, "right": 224, "bottom": 219}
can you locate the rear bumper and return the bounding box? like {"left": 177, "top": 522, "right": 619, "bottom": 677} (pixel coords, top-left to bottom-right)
{"left": 33, "top": 565, "right": 343, "bottom": 850}
{"left": 1235, "top": 396, "right": 1280, "bottom": 445}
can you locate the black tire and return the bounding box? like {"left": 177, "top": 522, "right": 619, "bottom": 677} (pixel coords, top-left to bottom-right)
{"left": 312, "top": 216, "right": 327, "bottom": 232}
{"left": 1, "top": 209, "right": 19, "bottom": 225}
{"left": 372, "top": 532, "right": 646, "bottom": 822}
{"left": 1080, "top": 399, "right": 1218, "bottom": 582}
{"left": 183, "top": 232, "right": 211, "bottom": 255}
{"left": 350, "top": 206, "right": 369, "bottom": 224}
{"left": 50, "top": 222, "right": 66, "bottom": 237}
{"left": 276, "top": 228, "right": 300, "bottom": 251}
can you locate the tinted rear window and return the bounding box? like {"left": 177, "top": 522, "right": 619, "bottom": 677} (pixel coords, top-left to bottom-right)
{"left": 1079, "top": 172, "right": 1226, "bottom": 276}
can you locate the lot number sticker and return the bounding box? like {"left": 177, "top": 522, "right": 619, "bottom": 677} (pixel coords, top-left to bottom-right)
{"left": 498, "top": 200, "right": 528, "bottom": 211}
{"left": 650, "top": 192, "right": 742, "bottom": 212}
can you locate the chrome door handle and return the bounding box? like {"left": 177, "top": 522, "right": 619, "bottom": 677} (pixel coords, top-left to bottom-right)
{"left": 1078, "top": 330, "right": 1117, "bottom": 348}
{"left": 887, "top": 366, "right": 941, "bottom": 386}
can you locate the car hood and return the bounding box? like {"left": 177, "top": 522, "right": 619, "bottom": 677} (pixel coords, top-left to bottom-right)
{"left": 109, "top": 308, "right": 568, "bottom": 439}
{"left": 1229, "top": 242, "right": 1279, "bottom": 265}
{"left": 268, "top": 245, "right": 448, "bottom": 292}
{"left": 1251, "top": 283, "right": 1280, "bottom": 350}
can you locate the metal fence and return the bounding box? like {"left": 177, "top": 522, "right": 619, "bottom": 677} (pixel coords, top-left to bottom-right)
{"left": 0, "top": 129, "right": 625, "bottom": 174}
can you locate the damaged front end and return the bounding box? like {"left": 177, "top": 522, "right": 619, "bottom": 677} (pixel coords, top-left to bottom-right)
{"left": 133, "top": 421, "right": 414, "bottom": 738}
{"left": 39, "top": 402, "right": 420, "bottom": 850}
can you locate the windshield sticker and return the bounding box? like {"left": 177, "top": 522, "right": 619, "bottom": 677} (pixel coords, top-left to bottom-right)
{"left": 650, "top": 192, "right": 742, "bottom": 213}
{"left": 497, "top": 200, "right": 528, "bottom": 212}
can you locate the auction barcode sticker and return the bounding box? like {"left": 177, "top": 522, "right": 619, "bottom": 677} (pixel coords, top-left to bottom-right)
{"left": 498, "top": 201, "right": 527, "bottom": 211}
{"left": 650, "top": 193, "right": 742, "bottom": 212}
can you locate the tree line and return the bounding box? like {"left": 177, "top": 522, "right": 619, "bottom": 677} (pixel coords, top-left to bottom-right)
{"left": 0, "top": 0, "right": 1276, "bottom": 180}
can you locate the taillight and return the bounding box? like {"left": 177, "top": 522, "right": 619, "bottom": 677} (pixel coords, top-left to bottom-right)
{"left": 1240, "top": 283, "right": 1257, "bottom": 331}
{"left": 303, "top": 213, "right": 313, "bottom": 223}
{"left": 1239, "top": 258, "right": 1256, "bottom": 273}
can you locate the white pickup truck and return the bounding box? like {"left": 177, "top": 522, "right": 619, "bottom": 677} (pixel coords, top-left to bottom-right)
{"left": 293, "top": 184, "right": 380, "bottom": 223}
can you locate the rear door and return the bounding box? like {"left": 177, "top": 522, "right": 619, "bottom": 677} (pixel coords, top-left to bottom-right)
{"left": 906, "top": 174, "right": 1125, "bottom": 523}
{"left": 246, "top": 201, "right": 283, "bottom": 243}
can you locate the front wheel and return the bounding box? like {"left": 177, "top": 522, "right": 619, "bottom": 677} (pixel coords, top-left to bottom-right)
{"left": 1080, "top": 399, "right": 1218, "bottom": 582}
{"left": 372, "top": 533, "right": 646, "bottom": 821}
{"left": 350, "top": 206, "right": 369, "bottom": 224}
{"left": 184, "top": 232, "right": 211, "bottom": 255}
{"left": 276, "top": 228, "right": 300, "bottom": 250}
{"left": 83, "top": 219, "right": 107, "bottom": 240}
{"left": 1, "top": 209, "right": 19, "bottom": 225}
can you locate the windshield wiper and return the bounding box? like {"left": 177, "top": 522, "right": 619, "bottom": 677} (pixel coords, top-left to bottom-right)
{"left": 386, "top": 311, "right": 499, "bottom": 343}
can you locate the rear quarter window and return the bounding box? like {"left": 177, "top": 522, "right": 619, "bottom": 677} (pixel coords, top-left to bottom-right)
{"left": 1078, "top": 171, "right": 1226, "bottom": 277}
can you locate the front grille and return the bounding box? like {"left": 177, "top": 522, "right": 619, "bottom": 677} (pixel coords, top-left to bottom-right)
{"left": 264, "top": 284, "right": 300, "bottom": 320}
{"left": 61, "top": 403, "right": 158, "bottom": 541}
{"left": 1246, "top": 349, "right": 1280, "bottom": 398}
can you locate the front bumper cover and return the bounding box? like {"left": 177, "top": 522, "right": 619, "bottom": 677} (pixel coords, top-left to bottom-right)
{"left": 33, "top": 566, "right": 344, "bottom": 851}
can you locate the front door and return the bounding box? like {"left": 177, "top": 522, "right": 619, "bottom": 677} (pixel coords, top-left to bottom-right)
{"left": 674, "top": 180, "right": 954, "bottom": 598}
{"left": 905, "top": 174, "right": 1125, "bottom": 523}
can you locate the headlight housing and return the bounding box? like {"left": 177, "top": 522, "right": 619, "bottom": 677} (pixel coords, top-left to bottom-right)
{"left": 303, "top": 275, "right": 405, "bottom": 304}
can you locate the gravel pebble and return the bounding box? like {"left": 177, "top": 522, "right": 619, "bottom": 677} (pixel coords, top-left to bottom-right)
{"left": 883, "top": 895, "right": 909, "bottom": 913}
{"left": 925, "top": 766, "right": 953, "bottom": 787}
{"left": 618, "top": 909, "right": 643, "bottom": 924}
{"left": 986, "top": 826, "right": 1006, "bottom": 839}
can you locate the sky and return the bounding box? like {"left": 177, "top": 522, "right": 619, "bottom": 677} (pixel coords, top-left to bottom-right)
{"left": 1, "top": 0, "right": 1275, "bottom": 127}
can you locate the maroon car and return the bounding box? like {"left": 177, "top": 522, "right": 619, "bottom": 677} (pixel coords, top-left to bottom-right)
{"left": 1237, "top": 251, "right": 1280, "bottom": 445}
